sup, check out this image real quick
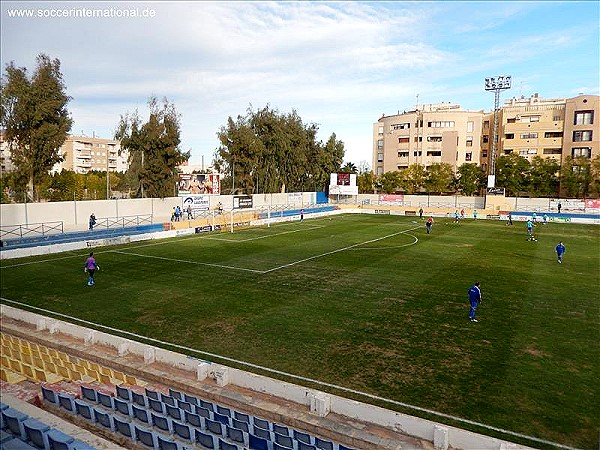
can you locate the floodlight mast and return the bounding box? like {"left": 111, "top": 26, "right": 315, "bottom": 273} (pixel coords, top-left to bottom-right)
{"left": 485, "top": 76, "right": 511, "bottom": 188}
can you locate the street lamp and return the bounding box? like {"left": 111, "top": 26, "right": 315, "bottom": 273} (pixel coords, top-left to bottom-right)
{"left": 484, "top": 75, "right": 511, "bottom": 188}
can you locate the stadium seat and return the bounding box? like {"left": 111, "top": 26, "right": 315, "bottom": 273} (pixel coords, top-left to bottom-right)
{"left": 173, "top": 420, "right": 193, "bottom": 442}
{"left": 150, "top": 412, "right": 173, "bottom": 434}
{"left": 198, "top": 399, "right": 214, "bottom": 411}
{"left": 113, "top": 416, "right": 134, "bottom": 439}
{"left": 274, "top": 432, "right": 294, "bottom": 449}
{"left": 156, "top": 434, "right": 180, "bottom": 450}
{"left": 40, "top": 385, "right": 58, "bottom": 405}
{"left": 80, "top": 386, "right": 98, "bottom": 403}
{"left": 74, "top": 399, "right": 95, "bottom": 421}
{"left": 93, "top": 408, "right": 115, "bottom": 431}
{"left": 148, "top": 398, "right": 166, "bottom": 414}
{"left": 218, "top": 438, "right": 239, "bottom": 450}
{"left": 46, "top": 429, "right": 75, "bottom": 450}
{"left": 165, "top": 404, "right": 183, "bottom": 421}
{"left": 2, "top": 408, "right": 28, "bottom": 439}
{"left": 0, "top": 367, "right": 27, "bottom": 384}
{"left": 231, "top": 418, "right": 249, "bottom": 433}
{"left": 233, "top": 411, "right": 250, "bottom": 423}
{"left": 183, "top": 393, "right": 198, "bottom": 405}
{"left": 57, "top": 394, "right": 76, "bottom": 414}
{"left": 160, "top": 393, "right": 176, "bottom": 406}
{"left": 225, "top": 425, "right": 246, "bottom": 445}
{"left": 132, "top": 404, "right": 153, "bottom": 426}
{"left": 97, "top": 391, "right": 115, "bottom": 410}
{"left": 252, "top": 417, "right": 270, "bottom": 431}
{"left": 248, "top": 434, "right": 269, "bottom": 450}
{"left": 134, "top": 425, "right": 157, "bottom": 449}
{"left": 114, "top": 398, "right": 133, "bottom": 417}
{"left": 177, "top": 400, "right": 193, "bottom": 413}
{"left": 116, "top": 385, "right": 133, "bottom": 402}
{"left": 168, "top": 388, "right": 182, "bottom": 401}
{"left": 314, "top": 437, "right": 334, "bottom": 450}
{"left": 145, "top": 388, "right": 160, "bottom": 400}
{"left": 215, "top": 405, "right": 231, "bottom": 417}
{"left": 273, "top": 423, "right": 289, "bottom": 436}
{"left": 273, "top": 443, "right": 292, "bottom": 450}
{"left": 194, "top": 429, "right": 215, "bottom": 449}
{"left": 132, "top": 391, "right": 148, "bottom": 407}
{"left": 298, "top": 442, "right": 317, "bottom": 450}
{"left": 293, "top": 430, "right": 312, "bottom": 444}
{"left": 183, "top": 411, "right": 203, "bottom": 428}
{"left": 2, "top": 436, "right": 37, "bottom": 449}
{"left": 23, "top": 418, "right": 50, "bottom": 449}
{"left": 252, "top": 426, "right": 271, "bottom": 440}
{"left": 194, "top": 406, "right": 212, "bottom": 419}
{"left": 213, "top": 412, "right": 230, "bottom": 426}
{"left": 205, "top": 418, "right": 224, "bottom": 437}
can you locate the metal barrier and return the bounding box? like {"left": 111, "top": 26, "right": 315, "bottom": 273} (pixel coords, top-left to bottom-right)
{"left": 92, "top": 214, "right": 153, "bottom": 230}
{"left": 0, "top": 221, "right": 64, "bottom": 239}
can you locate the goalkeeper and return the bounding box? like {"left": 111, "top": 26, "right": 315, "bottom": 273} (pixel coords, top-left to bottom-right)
{"left": 84, "top": 252, "right": 100, "bottom": 286}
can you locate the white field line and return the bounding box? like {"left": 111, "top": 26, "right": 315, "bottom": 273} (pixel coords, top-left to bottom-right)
{"left": 262, "top": 225, "right": 422, "bottom": 274}
{"left": 109, "top": 250, "right": 264, "bottom": 273}
{"left": 202, "top": 225, "right": 324, "bottom": 243}
{"left": 0, "top": 296, "right": 579, "bottom": 450}
{"left": 351, "top": 232, "right": 418, "bottom": 250}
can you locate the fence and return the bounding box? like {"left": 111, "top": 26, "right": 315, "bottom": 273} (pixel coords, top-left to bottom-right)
{"left": 0, "top": 221, "right": 64, "bottom": 240}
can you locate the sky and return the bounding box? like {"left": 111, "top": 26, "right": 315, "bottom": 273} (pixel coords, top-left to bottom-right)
{"left": 2, "top": 1, "right": 599, "bottom": 169}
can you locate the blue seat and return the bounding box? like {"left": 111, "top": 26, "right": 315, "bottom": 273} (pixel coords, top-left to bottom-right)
{"left": 96, "top": 392, "right": 115, "bottom": 410}
{"left": 93, "top": 407, "right": 115, "bottom": 431}
{"left": 294, "top": 430, "right": 312, "bottom": 444}
{"left": 233, "top": 411, "right": 249, "bottom": 423}
{"left": 113, "top": 416, "right": 134, "bottom": 439}
{"left": 198, "top": 399, "right": 214, "bottom": 411}
{"left": 218, "top": 438, "right": 238, "bottom": 450}
{"left": 132, "top": 391, "right": 148, "bottom": 407}
{"left": 80, "top": 386, "right": 98, "bottom": 403}
{"left": 231, "top": 418, "right": 249, "bottom": 433}
{"left": 273, "top": 423, "right": 289, "bottom": 436}
{"left": 148, "top": 398, "right": 166, "bottom": 414}
{"left": 114, "top": 398, "right": 133, "bottom": 417}
{"left": 252, "top": 417, "right": 270, "bottom": 431}
{"left": 194, "top": 406, "right": 211, "bottom": 419}
{"left": 298, "top": 442, "right": 317, "bottom": 450}
{"left": 57, "top": 394, "right": 76, "bottom": 414}
{"left": 165, "top": 404, "right": 182, "bottom": 421}
{"left": 3, "top": 407, "right": 29, "bottom": 438}
{"left": 132, "top": 404, "right": 153, "bottom": 426}
{"left": 183, "top": 393, "right": 198, "bottom": 405}
{"left": 274, "top": 432, "right": 294, "bottom": 449}
{"left": 74, "top": 399, "right": 95, "bottom": 421}
{"left": 183, "top": 411, "right": 203, "bottom": 428}
{"left": 213, "top": 412, "right": 230, "bottom": 426}
{"left": 3, "top": 436, "right": 38, "bottom": 449}
{"left": 134, "top": 425, "right": 157, "bottom": 449}
{"left": 156, "top": 434, "right": 179, "bottom": 450}
{"left": 168, "top": 388, "right": 182, "bottom": 401}
{"left": 160, "top": 394, "right": 176, "bottom": 407}
{"left": 40, "top": 386, "right": 58, "bottom": 405}
{"left": 225, "top": 425, "right": 245, "bottom": 445}
{"left": 177, "top": 400, "right": 193, "bottom": 413}
{"left": 23, "top": 418, "right": 50, "bottom": 449}
{"left": 150, "top": 412, "right": 172, "bottom": 434}
{"left": 248, "top": 434, "right": 269, "bottom": 450}
{"left": 205, "top": 418, "right": 223, "bottom": 436}
{"left": 145, "top": 388, "right": 160, "bottom": 400}
{"left": 172, "top": 420, "right": 192, "bottom": 442}
{"left": 252, "top": 426, "right": 271, "bottom": 440}
{"left": 315, "top": 437, "right": 334, "bottom": 450}
{"left": 194, "top": 429, "right": 215, "bottom": 449}
{"left": 46, "top": 429, "right": 75, "bottom": 450}
{"left": 273, "top": 444, "right": 291, "bottom": 450}
{"left": 116, "top": 385, "right": 132, "bottom": 402}
{"left": 215, "top": 405, "right": 231, "bottom": 417}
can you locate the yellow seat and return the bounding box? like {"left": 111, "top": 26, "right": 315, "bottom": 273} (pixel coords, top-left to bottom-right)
{"left": 32, "top": 356, "right": 45, "bottom": 369}
{"left": 1, "top": 355, "right": 10, "bottom": 368}
{"left": 46, "top": 348, "right": 59, "bottom": 358}
{"left": 9, "top": 358, "right": 22, "bottom": 374}
{"left": 125, "top": 374, "right": 147, "bottom": 387}
{"left": 22, "top": 363, "right": 36, "bottom": 380}
{"left": 85, "top": 368, "right": 101, "bottom": 382}
{"left": 112, "top": 371, "right": 126, "bottom": 383}
{"left": 69, "top": 367, "right": 96, "bottom": 384}
{"left": 20, "top": 353, "right": 33, "bottom": 366}
{"left": 0, "top": 368, "right": 27, "bottom": 384}
{"left": 56, "top": 365, "right": 72, "bottom": 381}
{"left": 34, "top": 367, "right": 62, "bottom": 384}
{"left": 99, "top": 372, "right": 123, "bottom": 386}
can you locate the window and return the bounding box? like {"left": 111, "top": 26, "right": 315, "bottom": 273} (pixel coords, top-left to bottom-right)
{"left": 376, "top": 167, "right": 383, "bottom": 175}
{"left": 378, "top": 126, "right": 384, "bottom": 135}
{"left": 483, "top": 120, "right": 490, "bottom": 130}
{"left": 413, "top": 151, "right": 422, "bottom": 156}
{"left": 377, "top": 139, "right": 384, "bottom": 149}
{"left": 427, "top": 136, "right": 442, "bottom": 142}
{"left": 572, "top": 147, "right": 592, "bottom": 158}
{"left": 521, "top": 115, "right": 540, "bottom": 123}
{"left": 427, "top": 121, "right": 455, "bottom": 128}
{"left": 543, "top": 148, "right": 562, "bottom": 155}
{"left": 482, "top": 135, "right": 489, "bottom": 143}
{"left": 465, "top": 153, "right": 472, "bottom": 161}
{"left": 553, "top": 115, "right": 561, "bottom": 122}
{"left": 520, "top": 133, "right": 538, "bottom": 139}
{"left": 377, "top": 153, "right": 384, "bottom": 162}
{"left": 505, "top": 133, "right": 514, "bottom": 139}
{"left": 398, "top": 137, "right": 409, "bottom": 144}
{"left": 392, "top": 123, "right": 410, "bottom": 130}
{"left": 427, "top": 151, "right": 441, "bottom": 156}
{"left": 574, "top": 110, "right": 594, "bottom": 125}
{"left": 467, "top": 121, "right": 474, "bottom": 132}
{"left": 504, "top": 149, "right": 513, "bottom": 154}
{"left": 507, "top": 118, "right": 516, "bottom": 124}
{"left": 466, "top": 137, "right": 473, "bottom": 147}
{"left": 573, "top": 130, "right": 593, "bottom": 142}
{"left": 544, "top": 131, "right": 563, "bottom": 138}
{"left": 482, "top": 151, "right": 488, "bottom": 158}
{"left": 397, "top": 165, "right": 408, "bottom": 170}
{"left": 398, "top": 151, "right": 409, "bottom": 158}
{"left": 414, "top": 136, "right": 422, "bottom": 142}
{"left": 519, "top": 149, "right": 537, "bottom": 156}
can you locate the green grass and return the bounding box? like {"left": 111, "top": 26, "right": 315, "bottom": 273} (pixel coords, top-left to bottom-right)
{"left": 1, "top": 215, "right": 598, "bottom": 448}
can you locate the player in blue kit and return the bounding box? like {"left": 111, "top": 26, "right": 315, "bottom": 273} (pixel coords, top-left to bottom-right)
{"left": 555, "top": 241, "right": 566, "bottom": 263}
{"left": 468, "top": 282, "right": 482, "bottom": 322}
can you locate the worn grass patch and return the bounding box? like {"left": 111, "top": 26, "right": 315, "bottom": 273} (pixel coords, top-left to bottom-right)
{"left": 1, "top": 214, "right": 598, "bottom": 448}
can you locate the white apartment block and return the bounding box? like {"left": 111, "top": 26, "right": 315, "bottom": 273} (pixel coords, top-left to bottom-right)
{"left": 53, "top": 134, "right": 129, "bottom": 174}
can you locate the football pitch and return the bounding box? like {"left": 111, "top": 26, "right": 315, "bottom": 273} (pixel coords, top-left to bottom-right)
{"left": 1, "top": 214, "right": 598, "bottom": 448}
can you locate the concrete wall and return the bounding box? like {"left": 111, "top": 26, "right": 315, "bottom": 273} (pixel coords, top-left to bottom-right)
{"left": 0, "top": 304, "right": 533, "bottom": 450}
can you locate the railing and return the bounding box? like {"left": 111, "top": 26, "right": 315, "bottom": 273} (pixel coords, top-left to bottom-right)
{"left": 0, "top": 221, "right": 64, "bottom": 239}
{"left": 93, "top": 214, "right": 153, "bottom": 229}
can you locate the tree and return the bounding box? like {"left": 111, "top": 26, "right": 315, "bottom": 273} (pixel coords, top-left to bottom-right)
{"left": 400, "top": 164, "right": 426, "bottom": 194}
{"left": 456, "top": 163, "right": 486, "bottom": 196}
{"left": 216, "top": 105, "right": 344, "bottom": 194}
{"left": 357, "top": 171, "right": 376, "bottom": 194}
{"left": 495, "top": 154, "right": 531, "bottom": 196}
{"left": 340, "top": 162, "right": 358, "bottom": 173}
{"left": 591, "top": 155, "right": 600, "bottom": 198}
{"left": 424, "top": 163, "right": 454, "bottom": 194}
{"left": 116, "top": 97, "right": 189, "bottom": 198}
{"left": 378, "top": 171, "right": 402, "bottom": 194}
{"left": 0, "top": 54, "right": 73, "bottom": 201}
{"left": 560, "top": 156, "right": 593, "bottom": 198}
{"left": 528, "top": 156, "right": 560, "bottom": 197}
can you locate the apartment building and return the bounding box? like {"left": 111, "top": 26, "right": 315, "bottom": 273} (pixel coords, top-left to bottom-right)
{"left": 373, "top": 103, "right": 485, "bottom": 176}
{"left": 0, "top": 131, "right": 16, "bottom": 174}
{"left": 563, "top": 94, "right": 599, "bottom": 160}
{"left": 54, "top": 135, "right": 128, "bottom": 174}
